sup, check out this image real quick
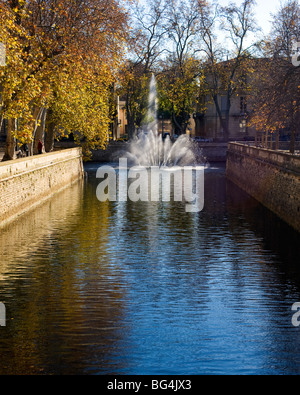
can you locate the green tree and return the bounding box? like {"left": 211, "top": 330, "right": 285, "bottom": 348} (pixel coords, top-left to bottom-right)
{"left": 158, "top": 55, "right": 202, "bottom": 134}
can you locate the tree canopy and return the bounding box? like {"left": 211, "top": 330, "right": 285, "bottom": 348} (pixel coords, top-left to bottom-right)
{"left": 249, "top": 0, "right": 300, "bottom": 152}
{"left": 0, "top": 0, "right": 299, "bottom": 158}
{"left": 0, "top": 0, "right": 129, "bottom": 159}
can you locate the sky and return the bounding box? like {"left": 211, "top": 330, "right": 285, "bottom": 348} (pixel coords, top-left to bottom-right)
{"left": 217, "top": 0, "right": 284, "bottom": 35}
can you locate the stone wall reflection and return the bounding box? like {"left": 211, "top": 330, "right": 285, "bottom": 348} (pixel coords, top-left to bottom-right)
{"left": 0, "top": 178, "right": 128, "bottom": 374}
{"left": 0, "top": 180, "right": 84, "bottom": 280}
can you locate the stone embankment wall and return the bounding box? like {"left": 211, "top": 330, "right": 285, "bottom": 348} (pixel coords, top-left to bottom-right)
{"left": 0, "top": 148, "right": 84, "bottom": 227}
{"left": 226, "top": 143, "right": 300, "bottom": 232}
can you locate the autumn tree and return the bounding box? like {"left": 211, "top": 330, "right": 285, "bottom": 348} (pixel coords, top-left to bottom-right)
{"left": 197, "top": 0, "right": 260, "bottom": 141}
{"left": 157, "top": 0, "right": 203, "bottom": 134}
{"left": 0, "top": 1, "right": 49, "bottom": 160}
{"left": 271, "top": 0, "right": 300, "bottom": 59}
{"left": 0, "top": 0, "right": 129, "bottom": 160}
{"left": 158, "top": 55, "right": 202, "bottom": 134}
{"left": 119, "top": 0, "right": 168, "bottom": 139}
{"left": 250, "top": 0, "right": 300, "bottom": 153}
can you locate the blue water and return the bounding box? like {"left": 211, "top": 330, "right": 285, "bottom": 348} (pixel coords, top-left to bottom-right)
{"left": 0, "top": 163, "right": 299, "bottom": 375}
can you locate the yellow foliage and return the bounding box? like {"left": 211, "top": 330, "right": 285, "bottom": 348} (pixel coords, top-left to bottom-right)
{"left": 0, "top": 0, "right": 129, "bottom": 150}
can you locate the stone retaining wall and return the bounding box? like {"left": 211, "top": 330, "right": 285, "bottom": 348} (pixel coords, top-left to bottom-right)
{"left": 0, "top": 148, "right": 84, "bottom": 227}
{"left": 226, "top": 143, "right": 300, "bottom": 232}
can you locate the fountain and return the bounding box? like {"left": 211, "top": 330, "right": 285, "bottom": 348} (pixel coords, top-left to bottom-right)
{"left": 96, "top": 74, "right": 205, "bottom": 212}
{"left": 145, "top": 73, "right": 158, "bottom": 135}
{"left": 124, "top": 74, "right": 202, "bottom": 167}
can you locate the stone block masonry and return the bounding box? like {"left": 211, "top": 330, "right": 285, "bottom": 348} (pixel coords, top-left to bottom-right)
{"left": 226, "top": 143, "right": 300, "bottom": 233}
{"left": 0, "top": 148, "right": 84, "bottom": 227}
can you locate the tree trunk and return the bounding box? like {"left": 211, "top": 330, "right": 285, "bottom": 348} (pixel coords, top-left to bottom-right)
{"left": 111, "top": 87, "right": 119, "bottom": 141}
{"left": 275, "top": 130, "right": 279, "bottom": 150}
{"left": 213, "top": 95, "right": 230, "bottom": 141}
{"left": 127, "top": 122, "right": 136, "bottom": 140}
{"left": 172, "top": 112, "right": 183, "bottom": 135}
{"left": 2, "top": 118, "right": 17, "bottom": 161}
{"left": 224, "top": 94, "right": 231, "bottom": 141}
{"left": 224, "top": 110, "right": 230, "bottom": 141}
{"left": 194, "top": 115, "right": 205, "bottom": 137}
{"left": 262, "top": 131, "right": 267, "bottom": 148}
{"left": 126, "top": 106, "right": 136, "bottom": 140}
{"left": 45, "top": 121, "right": 56, "bottom": 152}
{"left": 290, "top": 128, "right": 296, "bottom": 154}
{"left": 33, "top": 107, "right": 47, "bottom": 154}
{"left": 27, "top": 106, "right": 44, "bottom": 156}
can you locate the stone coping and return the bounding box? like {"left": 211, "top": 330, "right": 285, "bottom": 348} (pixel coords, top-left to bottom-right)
{"left": 228, "top": 142, "right": 300, "bottom": 174}
{"left": 0, "top": 148, "right": 82, "bottom": 181}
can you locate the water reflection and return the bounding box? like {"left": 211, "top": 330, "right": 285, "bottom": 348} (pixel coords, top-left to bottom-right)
{"left": 0, "top": 164, "right": 299, "bottom": 375}
{"left": 0, "top": 180, "right": 128, "bottom": 374}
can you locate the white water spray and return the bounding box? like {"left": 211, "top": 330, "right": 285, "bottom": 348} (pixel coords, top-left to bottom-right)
{"left": 126, "top": 74, "right": 201, "bottom": 167}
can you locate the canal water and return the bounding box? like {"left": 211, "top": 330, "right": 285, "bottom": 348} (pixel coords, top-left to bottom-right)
{"left": 0, "top": 163, "right": 299, "bottom": 375}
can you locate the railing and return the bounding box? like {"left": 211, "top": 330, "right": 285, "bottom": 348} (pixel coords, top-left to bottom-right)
{"left": 228, "top": 142, "right": 300, "bottom": 174}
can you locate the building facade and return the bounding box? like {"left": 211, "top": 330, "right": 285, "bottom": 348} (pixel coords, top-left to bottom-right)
{"left": 193, "top": 93, "right": 255, "bottom": 141}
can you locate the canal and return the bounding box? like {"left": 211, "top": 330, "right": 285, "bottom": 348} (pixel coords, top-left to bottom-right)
{"left": 0, "top": 163, "right": 299, "bottom": 375}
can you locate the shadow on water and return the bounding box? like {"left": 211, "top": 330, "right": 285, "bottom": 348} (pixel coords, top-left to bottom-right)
{"left": 226, "top": 175, "right": 300, "bottom": 285}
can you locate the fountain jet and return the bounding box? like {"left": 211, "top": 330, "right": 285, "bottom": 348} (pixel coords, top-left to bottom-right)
{"left": 125, "top": 74, "right": 201, "bottom": 167}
